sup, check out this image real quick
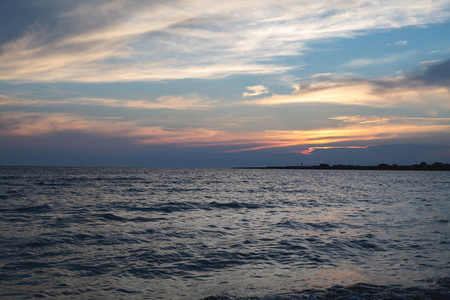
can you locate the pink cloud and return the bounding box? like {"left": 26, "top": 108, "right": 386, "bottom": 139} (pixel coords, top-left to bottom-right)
{"left": 295, "top": 145, "right": 376, "bottom": 155}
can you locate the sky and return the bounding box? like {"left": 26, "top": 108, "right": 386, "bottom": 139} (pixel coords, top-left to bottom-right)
{"left": 1, "top": 0, "right": 450, "bottom": 168}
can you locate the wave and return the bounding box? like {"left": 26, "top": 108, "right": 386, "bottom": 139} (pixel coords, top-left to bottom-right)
{"left": 203, "top": 278, "right": 450, "bottom": 300}
{"left": 14, "top": 204, "right": 52, "bottom": 213}
{"left": 127, "top": 201, "right": 263, "bottom": 213}
{"left": 209, "top": 201, "right": 262, "bottom": 209}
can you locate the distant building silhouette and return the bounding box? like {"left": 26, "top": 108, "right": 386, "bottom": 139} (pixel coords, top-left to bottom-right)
{"left": 234, "top": 162, "right": 450, "bottom": 171}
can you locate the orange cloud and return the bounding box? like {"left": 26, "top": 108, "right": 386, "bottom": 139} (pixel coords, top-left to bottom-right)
{"left": 77, "top": 95, "right": 215, "bottom": 110}
{"left": 0, "top": 94, "right": 215, "bottom": 110}
{"left": 223, "top": 120, "right": 450, "bottom": 152}
{"left": 295, "top": 145, "right": 375, "bottom": 155}
{"left": 329, "top": 115, "right": 390, "bottom": 124}
{"left": 1, "top": 112, "right": 449, "bottom": 152}
{"left": 0, "top": 112, "right": 237, "bottom": 146}
{"left": 247, "top": 79, "right": 450, "bottom": 109}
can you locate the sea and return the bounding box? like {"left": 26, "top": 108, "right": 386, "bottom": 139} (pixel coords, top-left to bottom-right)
{"left": 0, "top": 166, "right": 449, "bottom": 299}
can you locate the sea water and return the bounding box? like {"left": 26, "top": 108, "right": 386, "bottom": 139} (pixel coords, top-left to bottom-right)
{"left": 0, "top": 167, "right": 449, "bottom": 299}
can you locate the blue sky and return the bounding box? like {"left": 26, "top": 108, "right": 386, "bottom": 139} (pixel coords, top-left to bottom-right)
{"left": 1, "top": 0, "right": 449, "bottom": 167}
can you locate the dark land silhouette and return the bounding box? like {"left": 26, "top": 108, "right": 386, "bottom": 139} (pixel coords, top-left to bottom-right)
{"left": 234, "top": 162, "right": 450, "bottom": 171}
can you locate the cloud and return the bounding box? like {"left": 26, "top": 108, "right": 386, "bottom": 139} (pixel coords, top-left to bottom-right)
{"left": 394, "top": 40, "right": 408, "bottom": 46}
{"left": 242, "top": 85, "right": 270, "bottom": 97}
{"left": 409, "top": 59, "right": 450, "bottom": 86}
{"left": 248, "top": 80, "right": 449, "bottom": 108}
{"left": 342, "top": 52, "right": 412, "bottom": 68}
{"left": 1, "top": 110, "right": 449, "bottom": 155}
{"left": 222, "top": 122, "right": 450, "bottom": 153}
{"left": 0, "top": 94, "right": 215, "bottom": 110}
{"left": 387, "top": 40, "right": 408, "bottom": 46}
{"left": 428, "top": 48, "right": 450, "bottom": 54}
{"left": 0, "top": 111, "right": 230, "bottom": 146}
{"left": 297, "top": 145, "right": 374, "bottom": 155}
{"left": 291, "top": 144, "right": 450, "bottom": 165}
{"left": 0, "top": 0, "right": 449, "bottom": 82}
{"left": 0, "top": 112, "right": 131, "bottom": 137}
{"left": 248, "top": 59, "right": 450, "bottom": 109}
{"left": 310, "top": 73, "right": 333, "bottom": 78}
{"left": 69, "top": 95, "right": 216, "bottom": 110}
{"left": 343, "top": 59, "right": 374, "bottom": 68}
{"left": 329, "top": 115, "right": 391, "bottom": 124}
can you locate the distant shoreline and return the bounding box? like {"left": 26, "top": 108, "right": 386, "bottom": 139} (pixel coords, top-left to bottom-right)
{"left": 233, "top": 162, "right": 450, "bottom": 171}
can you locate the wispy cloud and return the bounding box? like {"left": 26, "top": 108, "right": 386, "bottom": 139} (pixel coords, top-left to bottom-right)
{"left": 242, "top": 85, "right": 270, "bottom": 97}
{"left": 1, "top": 0, "right": 449, "bottom": 82}
{"left": 387, "top": 40, "right": 408, "bottom": 46}
{"left": 343, "top": 59, "right": 374, "bottom": 68}
{"left": 329, "top": 115, "right": 391, "bottom": 124}
{"left": 342, "top": 52, "right": 413, "bottom": 68}
{"left": 72, "top": 95, "right": 216, "bottom": 110}
{"left": 296, "top": 145, "right": 374, "bottom": 155}
{"left": 394, "top": 40, "right": 408, "bottom": 46}
{"left": 248, "top": 59, "right": 450, "bottom": 109}
{"left": 428, "top": 48, "right": 450, "bottom": 54}
{"left": 248, "top": 80, "right": 450, "bottom": 108}
{"left": 0, "top": 112, "right": 225, "bottom": 145}
{"left": 1, "top": 111, "right": 449, "bottom": 153}
{"left": 228, "top": 120, "right": 450, "bottom": 152}
{"left": 0, "top": 112, "right": 127, "bottom": 137}
{"left": 0, "top": 94, "right": 215, "bottom": 110}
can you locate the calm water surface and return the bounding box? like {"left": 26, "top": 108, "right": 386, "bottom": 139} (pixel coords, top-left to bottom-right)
{"left": 0, "top": 167, "right": 449, "bottom": 299}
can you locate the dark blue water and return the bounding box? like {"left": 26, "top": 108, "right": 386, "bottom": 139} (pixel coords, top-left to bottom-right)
{"left": 0, "top": 167, "right": 449, "bottom": 299}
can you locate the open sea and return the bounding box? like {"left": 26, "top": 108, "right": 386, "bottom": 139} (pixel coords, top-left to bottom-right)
{"left": 0, "top": 166, "right": 449, "bottom": 299}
